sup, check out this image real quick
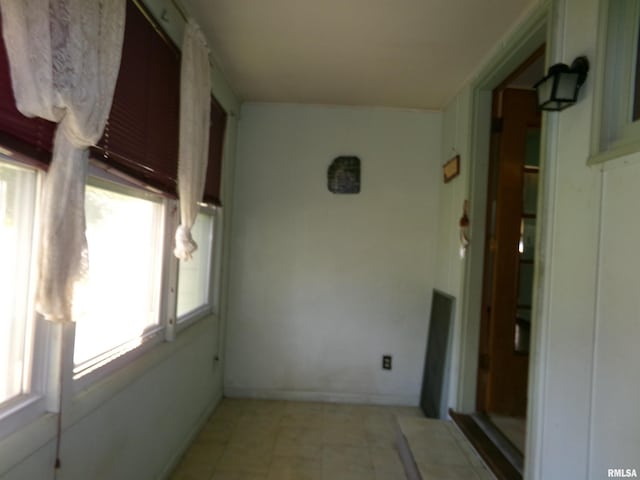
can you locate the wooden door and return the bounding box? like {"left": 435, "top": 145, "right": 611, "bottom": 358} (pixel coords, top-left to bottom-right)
{"left": 477, "top": 88, "right": 540, "bottom": 417}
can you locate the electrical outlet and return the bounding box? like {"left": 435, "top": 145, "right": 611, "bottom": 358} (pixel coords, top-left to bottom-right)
{"left": 382, "top": 355, "right": 392, "bottom": 370}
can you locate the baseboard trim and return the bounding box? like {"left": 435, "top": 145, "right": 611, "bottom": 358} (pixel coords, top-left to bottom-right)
{"left": 223, "top": 387, "right": 418, "bottom": 406}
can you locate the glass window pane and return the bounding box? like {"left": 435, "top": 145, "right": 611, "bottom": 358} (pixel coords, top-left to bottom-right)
{"left": 515, "top": 309, "right": 531, "bottom": 354}
{"left": 517, "top": 263, "right": 534, "bottom": 307}
{"left": 520, "top": 218, "right": 536, "bottom": 261}
{"left": 176, "top": 212, "right": 214, "bottom": 319}
{"left": 523, "top": 172, "right": 538, "bottom": 216}
{"left": 0, "top": 161, "right": 37, "bottom": 404}
{"left": 525, "top": 129, "right": 540, "bottom": 168}
{"left": 73, "top": 184, "right": 164, "bottom": 369}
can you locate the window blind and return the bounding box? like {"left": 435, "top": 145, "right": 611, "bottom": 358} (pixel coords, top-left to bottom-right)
{"left": 92, "top": 0, "right": 180, "bottom": 196}
{"left": 203, "top": 96, "right": 227, "bottom": 206}
{"left": 0, "top": 12, "right": 55, "bottom": 167}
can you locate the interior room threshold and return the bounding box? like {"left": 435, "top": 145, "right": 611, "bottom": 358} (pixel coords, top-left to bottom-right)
{"left": 449, "top": 409, "right": 523, "bottom": 480}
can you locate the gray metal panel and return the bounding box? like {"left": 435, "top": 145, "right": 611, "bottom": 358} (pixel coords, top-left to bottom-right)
{"left": 420, "top": 289, "right": 455, "bottom": 418}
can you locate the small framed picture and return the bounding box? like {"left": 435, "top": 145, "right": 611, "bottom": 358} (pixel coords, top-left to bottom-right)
{"left": 443, "top": 155, "right": 460, "bottom": 183}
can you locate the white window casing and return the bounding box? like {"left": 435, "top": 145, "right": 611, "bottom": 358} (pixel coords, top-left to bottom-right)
{"left": 590, "top": 0, "right": 640, "bottom": 164}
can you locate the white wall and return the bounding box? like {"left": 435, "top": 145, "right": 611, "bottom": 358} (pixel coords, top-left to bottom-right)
{"left": 434, "top": 88, "right": 473, "bottom": 413}
{"left": 532, "top": 2, "right": 601, "bottom": 477}
{"left": 538, "top": 0, "right": 640, "bottom": 478}
{"left": 435, "top": 95, "right": 466, "bottom": 295}
{"left": 593, "top": 162, "right": 640, "bottom": 475}
{"left": 225, "top": 103, "right": 442, "bottom": 405}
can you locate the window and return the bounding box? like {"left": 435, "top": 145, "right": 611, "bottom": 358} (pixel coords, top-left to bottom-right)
{"left": 0, "top": 159, "right": 38, "bottom": 406}
{"left": 176, "top": 209, "right": 215, "bottom": 320}
{"left": 590, "top": 0, "right": 640, "bottom": 163}
{"left": 72, "top": 179, "right": 165, "bottom": 376}
{"left": 0, "top": 0, "right": 228, "bottom": 441}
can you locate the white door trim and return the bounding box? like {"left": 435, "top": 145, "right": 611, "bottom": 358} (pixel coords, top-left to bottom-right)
{"left": 455, "top": 3, "right": 552, "bottom": 480}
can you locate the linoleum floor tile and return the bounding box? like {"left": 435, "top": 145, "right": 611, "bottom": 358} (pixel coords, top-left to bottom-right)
{"left": 173, "top": 399, "right": 497, "bottom": 480}
{"left": 267, "top": 456, "right": 322, "bottom": 480}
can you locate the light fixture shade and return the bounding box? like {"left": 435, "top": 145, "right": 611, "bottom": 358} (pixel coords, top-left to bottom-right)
{"left": 534, "top": 57, "right": 589, "bottom": 111}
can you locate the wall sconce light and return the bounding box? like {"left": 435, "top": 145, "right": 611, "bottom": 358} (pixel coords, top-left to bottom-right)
{"left": 533, "top": 56, "right": 589, "bottom": 111}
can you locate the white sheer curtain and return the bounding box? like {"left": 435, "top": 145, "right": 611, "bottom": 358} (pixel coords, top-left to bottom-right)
{"left": 0, "top": 0, "right": 126, "bottom": 321}
{"left": 174, "top": 19, "right": 211, "bottom": 261}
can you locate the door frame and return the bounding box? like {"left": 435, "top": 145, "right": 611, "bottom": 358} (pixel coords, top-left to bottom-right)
{"left": 454, "top": 2, "right": 555, "bottom": 479}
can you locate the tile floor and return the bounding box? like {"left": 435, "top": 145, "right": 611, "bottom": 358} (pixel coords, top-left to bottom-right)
{"left": 170, "top": 398, "right": 495, "bottom": 480}
{"left": 398, "top": 416, "right": 496, "bottom": 480}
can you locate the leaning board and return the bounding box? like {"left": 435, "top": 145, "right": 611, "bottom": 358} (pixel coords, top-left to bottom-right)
{"left": 420, "top": 289, "right": 455, "bottom": 418}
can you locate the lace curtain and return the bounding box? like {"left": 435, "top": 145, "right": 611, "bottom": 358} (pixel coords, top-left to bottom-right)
{"left": 174, "top": 19, "right": 211, "bottom": 261}
{"left": 0, "top": 0, "right": 126, "bottom": 321}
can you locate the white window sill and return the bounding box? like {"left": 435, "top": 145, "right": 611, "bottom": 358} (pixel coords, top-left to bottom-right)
{"left": 73, "top": 327, "right": 165, "bottom": 392}
{"left": 589, "top": 137, "right": 640, "bottom": 167}
{"left": 176, "top": 304, "right": 215, "bottom": 332}
{"left": 68, "top": 316, "right": 214, "bottom": 428}
{"left": 0, "top": 394, "right": 52, "bottom": 477}
{"left": 0, "top": 394, "right": 47, "bottom": 441}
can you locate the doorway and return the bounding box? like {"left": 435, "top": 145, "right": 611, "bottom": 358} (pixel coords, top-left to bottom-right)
{"left": 449, "top": 9, "right": 548, "bottom": 480}
{"left": 476, "top": 47, "right": 544, "bottom": 462}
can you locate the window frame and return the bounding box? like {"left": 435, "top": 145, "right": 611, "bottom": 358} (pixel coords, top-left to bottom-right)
{"left": 0, "top": 155, "right": 49, "bottom": 440}
{"left": 71, "top": 169, "right": 172, "bottom": 389}
{"left": 589, "top": 0, "right": 640, "bottom": 164}
{"left": 210, "top": 208, "right": 224, "bottom": 318}
{"left": 175, "top": 204, "right": 219, "bottom": 331}
{"left": 0, "top": 158, "right": 223, "bottom": 398}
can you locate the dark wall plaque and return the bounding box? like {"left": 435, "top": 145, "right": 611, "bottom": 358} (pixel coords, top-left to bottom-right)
{"left": 328, "top": 156, "right": 360, "bottom": 194}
